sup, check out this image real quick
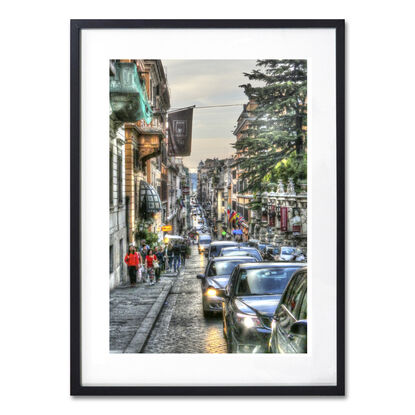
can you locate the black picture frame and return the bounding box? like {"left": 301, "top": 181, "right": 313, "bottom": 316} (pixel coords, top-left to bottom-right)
{"left": 70, "top": 19, "right": 345, "bottom": 396}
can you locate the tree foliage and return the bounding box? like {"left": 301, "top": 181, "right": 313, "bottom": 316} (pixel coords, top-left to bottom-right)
{"left": 233, "top": 60, "right": 307, "bottom": 191}
{"left": 266, "top": 151, "right": 307, "bottom": 189}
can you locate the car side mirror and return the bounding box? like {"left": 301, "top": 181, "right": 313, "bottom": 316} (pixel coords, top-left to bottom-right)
{"left": 290, "top": 320, "right": 307, "bottom": 336}
{"left": 196, "top": 274, "right": 205, "bottom": 280}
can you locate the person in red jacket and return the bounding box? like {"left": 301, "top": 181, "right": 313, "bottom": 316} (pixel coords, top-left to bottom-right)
{"left": 124, "top": 245, "right": 142, "bottom": 285}
{"left": 145, "top": 249, "right": 158, "bottom": 285}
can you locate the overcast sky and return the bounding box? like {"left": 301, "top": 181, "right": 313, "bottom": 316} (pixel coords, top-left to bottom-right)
{"left": 163, "top": 60, "right": 257, "bottom": 171}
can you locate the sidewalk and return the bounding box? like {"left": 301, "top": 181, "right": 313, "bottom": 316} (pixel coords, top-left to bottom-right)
{"left": 110, "top": 270, "right": 178, "bottom": 353}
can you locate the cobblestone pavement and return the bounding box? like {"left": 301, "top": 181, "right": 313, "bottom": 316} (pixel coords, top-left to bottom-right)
{"left": 110, "top": 275, "right": 174, "bottom": 352}
{"left": 143, "top": 245, "right": 228, "bottom": 353}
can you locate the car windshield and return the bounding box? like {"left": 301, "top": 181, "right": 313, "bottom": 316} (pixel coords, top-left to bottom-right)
{"left": 267, "top": 247, "right": 279, "bottom": 254}
{"left": 235, "top": 267, "right": 299, "bottom": 295}
{"left": 199, "top": 237, "right": 211, "bottom": 243}
{"left": 281, "top": 248, "right": 295, "bottom": 255}
{"left": 210, "top": 244, "right": 236, "bottom": 256}
{"left": 208, "top": 261, "right": 246, "bottom": 276}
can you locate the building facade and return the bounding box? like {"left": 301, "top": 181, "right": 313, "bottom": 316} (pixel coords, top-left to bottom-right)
{"left": 109, "top": 59, "right": 170, "bottom": 289}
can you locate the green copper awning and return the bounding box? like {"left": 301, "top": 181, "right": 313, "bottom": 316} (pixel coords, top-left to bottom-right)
{"left": 110, "top": 62, "right": 153, "bottom": 124}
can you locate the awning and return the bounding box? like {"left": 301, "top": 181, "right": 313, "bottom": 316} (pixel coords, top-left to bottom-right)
{"left": 232, "top": 229, "right": 243, "bottom": 235}
{"left": 139, "top": 181, "right": 162, "bottom": 214}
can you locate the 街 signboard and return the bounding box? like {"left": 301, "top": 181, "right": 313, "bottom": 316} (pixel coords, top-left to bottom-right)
{"left": 168, "top": 107, "right": 193, "bottom": 156}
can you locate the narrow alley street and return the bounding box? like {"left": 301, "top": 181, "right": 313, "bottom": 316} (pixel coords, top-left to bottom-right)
{"left": 110, "top": 244, "right": 227, "bottom": 353}
{"left": 144, "top": 244, "right": 227, "bottom": 353}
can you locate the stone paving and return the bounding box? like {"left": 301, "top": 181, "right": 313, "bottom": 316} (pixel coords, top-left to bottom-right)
{"left": 143, "top": 245, "right": 227, "bottom": 353}
{"left": 110, "top": 274, "right": 175, "bottom": 353}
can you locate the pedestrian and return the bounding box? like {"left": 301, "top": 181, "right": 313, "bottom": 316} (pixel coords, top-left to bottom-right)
{"left": 140, "top": 240, "right": 149, "bottom": 258}
{"left": 172, "top": 243, "right": 181, "bottom": 273}
{"left": 124, "top": 245, "right": 142, "bottom": 285}
{"left": 145, "top": 249, "right": 158, "bottom": 285}
{"left": 154, "top": 246, "right": 164, "bottom": 282}
{"left": 166, "top": 243, "right": 174, "bottom": 271}
{"left": 180, "top": 241, "right": 187, "bottom": 267}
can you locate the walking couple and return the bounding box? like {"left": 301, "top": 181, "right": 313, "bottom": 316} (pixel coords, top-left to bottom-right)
{"left": 124, "top": 245, "right": 160, "bottom": 286}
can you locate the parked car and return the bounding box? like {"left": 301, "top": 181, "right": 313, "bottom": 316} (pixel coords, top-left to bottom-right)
{"left": 279, "top": 246, "right": 296, "bottom": 261}
{"left": 263, "top": 245, "right": 280, "bottom": 261}
{"left": 207, "top": 241, "right": 239, "bottom": 259}
{"left": 268, "top": 267, "right": 307, "bottom": 353}
{"left": 246, "top": 239, "right": 267, "bottom": 254}
{"left": 293, "top": 248, "right": 306, "bottom": 262}
{"left": 197, "top": 256, "right": 258, "bottom": 317}
{"left": 220, "top": 263, "right": 306, "bottom": 353}
{"left": 219, "top": 246, "right": 263, "bottom": 262}
{"left": 198, "top": 234, "right": 212, "bottom": 254}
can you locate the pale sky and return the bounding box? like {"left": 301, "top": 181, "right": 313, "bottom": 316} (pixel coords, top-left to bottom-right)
{"left": 163, "top": 60, "right": 257, "bottom": 171}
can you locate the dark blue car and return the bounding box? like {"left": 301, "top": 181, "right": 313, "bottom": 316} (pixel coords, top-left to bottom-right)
{"left": 220, "top": 262, "right": 306, "bottom": 353}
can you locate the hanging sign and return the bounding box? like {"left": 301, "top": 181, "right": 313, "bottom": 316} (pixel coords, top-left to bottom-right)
{"left": 292, "top": 225, "right": 301, "bottom": 233}
{"left": 168, "top": 107, "right": 194, "bottom": 156}
{"left": 161, "top": 225, "right": 172, "bottom": 232}
{"left": 280, "top": 207, "right": 288, "bottom": 232}
{"left": 268, "top": 205, "right": 276, "bottom": 227}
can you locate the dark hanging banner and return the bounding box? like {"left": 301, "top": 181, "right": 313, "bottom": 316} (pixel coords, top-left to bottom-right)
{"left": 168, "top": 108, "right": 193, "bottom": 156}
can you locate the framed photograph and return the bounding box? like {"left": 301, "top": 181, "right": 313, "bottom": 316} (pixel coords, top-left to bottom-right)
{"left": 71, "top": 19, "right": 345, "bottom": 395}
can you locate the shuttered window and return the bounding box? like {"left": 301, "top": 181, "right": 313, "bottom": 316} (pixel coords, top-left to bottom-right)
{"left": 109, "top": 149, "right": 113, "bottom": 206}
{"left": 117, "top": 151, "right": 122, "bottom": 205}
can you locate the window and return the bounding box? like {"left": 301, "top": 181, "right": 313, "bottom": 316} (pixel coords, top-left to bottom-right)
{"left": 110, "top": 245, "right": 114, "bottom": 273}
{"left": 117, "top": 151, "right": 123, "bottom": 205}
{"left": 235, "top": 267, "right": 298, "bottom": 296}
{"left": 299, "top": 289, "right": 307, "bottom": 320}
{"left": 282, "top": 272, "right": 306, "bottom": 319}
{"left": 290, "top": 280, "right": 306, "bottom": 318}
{"left": 109, "top": 150, "right": 113, "bottom": 206}
{"left": 119, "top": 239, "right": 124, "bottom": 272}
{"left": 208, "top": 261, "right": 244, "bottom": 276}
{"left": 134, "top": 148, "right": 139, "bottom": 169}
{"left": 134, "top": 182, "right": 139, "bottom": 217}
{"left": 153, "top": 84, "right": 158, "bottom": 108}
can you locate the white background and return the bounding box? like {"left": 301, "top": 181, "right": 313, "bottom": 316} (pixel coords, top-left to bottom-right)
{"left": 1, "top": 0, "right": 415, "bottom": 413}
{"left": 81, "top": 28, "right": 336, "bottom": 386}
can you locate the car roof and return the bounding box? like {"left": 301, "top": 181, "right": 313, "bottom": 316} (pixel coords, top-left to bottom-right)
{"left": 210, "top": 255, "right": 258, "bottom": 262}
{"left": 221, "top": 246, "right": 259, "bottom": 251}
{"left": 236, "top": 262, "right": 307, "bottom": 269}
{"left": 210, "top": 241, "right": 239, "bottom": 246}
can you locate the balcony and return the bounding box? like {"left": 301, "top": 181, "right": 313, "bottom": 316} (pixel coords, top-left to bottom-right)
{"left": 110, "top": 62, "right": 152, "bottom": 123}
{"left": 126, "top": 123, "right": 163, "bottom": 170}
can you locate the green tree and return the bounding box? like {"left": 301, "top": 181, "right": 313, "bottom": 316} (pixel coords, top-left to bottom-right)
{"left": 233, "top": 60, "right": 307, "bottom": 191}
{"left": 267, "top": 152, "right": 307, "bottom": 190}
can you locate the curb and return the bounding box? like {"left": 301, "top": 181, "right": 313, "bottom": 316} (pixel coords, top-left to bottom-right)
{"left": 123, "top": 282, "right": 173, "bottom": 353}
